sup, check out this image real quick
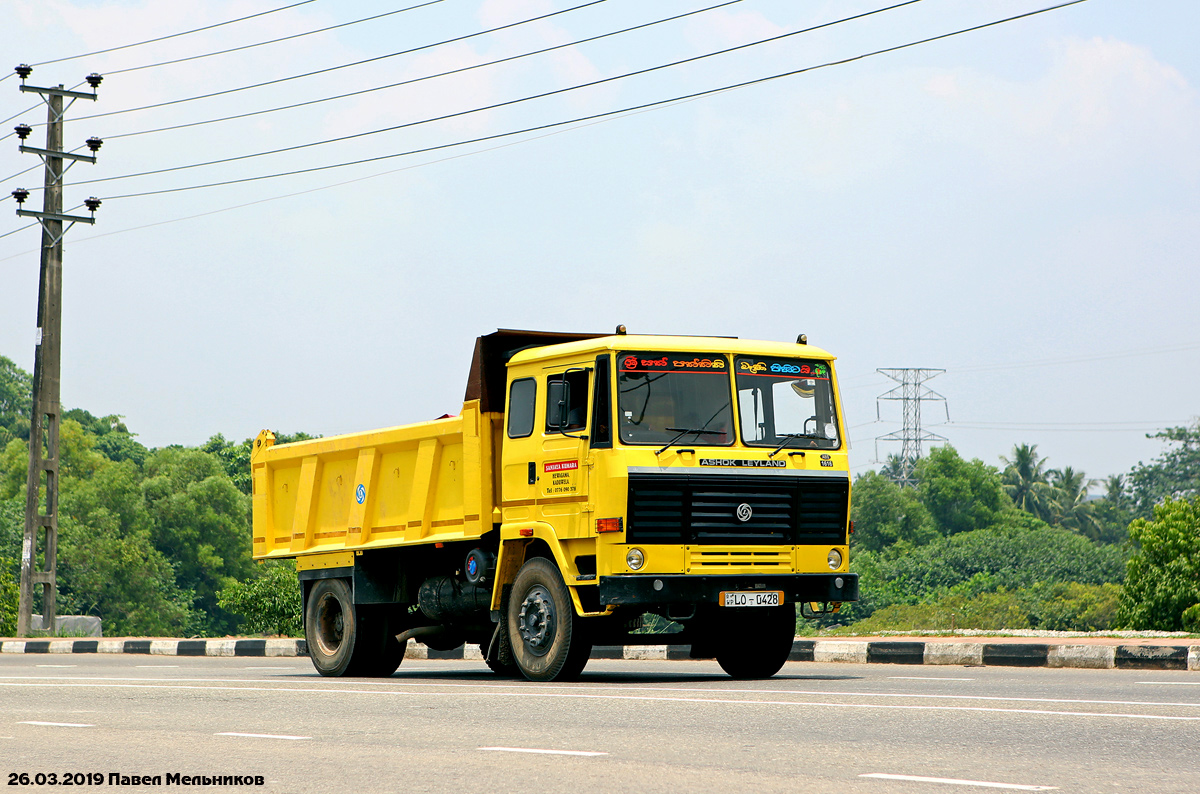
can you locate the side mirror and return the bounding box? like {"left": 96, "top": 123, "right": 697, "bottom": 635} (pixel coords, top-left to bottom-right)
{"left": 547, "top": 380, "right": 570, "bottom": 430}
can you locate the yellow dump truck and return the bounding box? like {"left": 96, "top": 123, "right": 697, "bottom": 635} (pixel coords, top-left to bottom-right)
{"left": 251, "top": 329, "right": 857, "bottom": 681}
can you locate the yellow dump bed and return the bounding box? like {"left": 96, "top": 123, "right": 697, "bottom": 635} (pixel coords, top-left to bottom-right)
{"left": 250, "top": 400, "right": 498, "bottom": 560}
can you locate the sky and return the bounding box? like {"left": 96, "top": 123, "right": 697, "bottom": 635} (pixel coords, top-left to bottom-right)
{"left": 0, "top": 0, "right": 1196, "bottom": 487}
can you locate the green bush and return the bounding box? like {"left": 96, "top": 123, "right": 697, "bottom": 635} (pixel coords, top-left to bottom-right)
{"left": 217, "top": 562, "right": 302, "bottom": 637}
{"left": 0, "top": 556, "right": 17, "bottom": 636}
{"left": 1182, "top": 604, "right": 1200, "bottom": 633}
{"left": 848, "top": 582, "right": 1121, "bottom": 633}
{"left": 838, "top": 513, "right": 1127, "bottom": 625}
{"left": 1116, "top": 496, "right": 1200, "bottom": 630}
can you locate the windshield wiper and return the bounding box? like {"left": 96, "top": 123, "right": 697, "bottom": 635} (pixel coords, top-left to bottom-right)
{"left": 656, "top": 426, "right": 727, "bottom": 456}
{"left": 767, "top": 432, "right": 822, "bottom": 458}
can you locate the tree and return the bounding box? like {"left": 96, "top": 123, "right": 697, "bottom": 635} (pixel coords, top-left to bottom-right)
{"left": 63, "top": 408, "right": 148, "bottom": 467}
{"left": 1129, "top": 422, "right": 1200, "bottom": 519}
{"left": 879, "top": 454, "right": 906, "bottom": 485}
{"left": 1047, "top": 466, "right": 1100, "bottom": 538}
{"left": 142, "top": 448, "right": 253, "bottom": 635}
{"left": 1115, "top": 496, "right": 1200, "bottom": 631}
{"left": 1000, "top": 443, "right": 1055, "bottom": 522}
{"left": 850, "top": 471, "right": 937, "bottom": 552}
{"left": 1091, "top": 474, "right": 1134, "bottom": 545}
{"left": 916, "top": 445, "right": 1008, "bottom": 535}
{"left": 0, "top": 355, "right": 31, "bottom": 445}
{"left": 217, "top": 560, "right": 302, "bottom": 637}
{"left": 57, "top": 461, "right": 197, "bottom": 636}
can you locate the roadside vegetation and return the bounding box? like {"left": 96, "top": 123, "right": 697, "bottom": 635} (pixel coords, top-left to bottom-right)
{"left": 0, "top": 353, "right": 1197, "bottom": 636}
{"left": 839, "top": 431, "right": 1199, "bottom": 633}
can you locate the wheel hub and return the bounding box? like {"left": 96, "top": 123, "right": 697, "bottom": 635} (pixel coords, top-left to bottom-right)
{"left": 517, "top": 585, "right": 555, "bottom": 656}
{"left": 315, "top": 593, "right": 345, "bottom": 656}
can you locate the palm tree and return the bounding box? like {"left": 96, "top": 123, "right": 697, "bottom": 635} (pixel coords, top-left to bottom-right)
{"left": 1047, "top": 466, "right": 1100, "bottom": 537}
{"left": 1102, "top": 474, "right": 1128, "bottom": 508}
{"left": 1000, "top": 443, "right": 1054, "bottom": 521}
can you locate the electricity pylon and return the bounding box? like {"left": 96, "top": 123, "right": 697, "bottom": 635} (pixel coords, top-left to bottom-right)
{"left": 875, "top": 368, "right": 948, "bottom": 488}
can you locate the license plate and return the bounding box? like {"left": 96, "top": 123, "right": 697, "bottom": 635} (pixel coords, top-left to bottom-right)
{"left": 720, "top": 590, "right": 783, "bottom": 607}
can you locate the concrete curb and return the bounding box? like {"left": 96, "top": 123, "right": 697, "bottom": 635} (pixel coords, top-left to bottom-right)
{"left": 2, "top": 638, "right": 1197, "bottom": 671}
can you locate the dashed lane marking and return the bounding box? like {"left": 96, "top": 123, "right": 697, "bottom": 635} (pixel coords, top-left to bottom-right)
{"left": 861, "top": 773, "right": 1057, "bottom": 790}
{"left": 18, "top": 721, "right": 95, "bottom": 728}
{"left": 216, "top": 732, "right": 311, "bottom": 740}
{"left": 35, "top": 665, "right": 77, "bottom": 668}
{"left": 889, "top": 676, "right": 975, "bottom": 681}
{"left": 480, "top": 747, "right": 607, "bottom": 757}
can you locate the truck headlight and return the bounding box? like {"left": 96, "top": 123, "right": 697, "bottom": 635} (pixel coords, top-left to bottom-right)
{"left": 827, "top": 549, "right": 843, "bottom": 570}
{"left": 626, "top": 548, "right": 645, "bottom": 571}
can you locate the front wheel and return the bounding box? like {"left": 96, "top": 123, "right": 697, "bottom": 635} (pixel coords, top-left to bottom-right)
{"left": 507, "top": 558, "right": 591, "bottom": 681}
{"left": 714, "top": 604, "right": 796, "bottom": 680}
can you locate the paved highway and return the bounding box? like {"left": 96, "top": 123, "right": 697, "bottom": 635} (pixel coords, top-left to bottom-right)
{"left": 2, "top": 654, "right": 1198, "bottom": 792}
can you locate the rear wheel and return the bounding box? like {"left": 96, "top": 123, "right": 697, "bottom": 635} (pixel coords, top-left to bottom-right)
{"left": 714, "top": 604, "right": 796, "bottom": 680}
{"left": 507, "top": 558, "right": 591, "bottom": 681}
{"left": 305, "top": 579, "right": 406, "bottom": 677}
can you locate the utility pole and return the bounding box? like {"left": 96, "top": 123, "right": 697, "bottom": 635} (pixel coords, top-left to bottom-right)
{"left": 9, "top": 64, "right": 103, "bottom": 637}
{"left": 874, "top": 368, "right": 948, "bottom": 488}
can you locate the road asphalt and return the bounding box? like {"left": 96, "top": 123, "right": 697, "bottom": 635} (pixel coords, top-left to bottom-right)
{"left": 2, "top": 653, "right": 1198, "bottom": 793}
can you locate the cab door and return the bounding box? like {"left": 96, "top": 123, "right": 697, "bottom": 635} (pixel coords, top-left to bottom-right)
{"left": 538, "top": 365, "right": 592, "bottom": 537}
{"left": 500, "top": 375, "right": 540, "bottom": 523}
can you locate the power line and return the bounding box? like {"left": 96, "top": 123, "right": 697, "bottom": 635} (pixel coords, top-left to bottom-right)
{"left": 101, "top": 0, "right": 743, "bottom": 142}
{"left": 61, "top": 1, "right": 608, "bottom": 125}
{"left": 85, "top": 0, "right": 1091, "bottom": 201}
{"left": 104, "top": 0, "right": 443, "bottom": 77}
{"left": 1, "top": 101, "right": 683, "bottom": 259}
{"left": 74, "top": 0, "right": 932, "bottom": 189}
{"left": 29, "top": 0, "right": 322, "bottom": 67}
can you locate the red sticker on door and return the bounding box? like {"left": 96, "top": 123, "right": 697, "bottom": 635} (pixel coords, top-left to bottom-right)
{"left": 544, "top": 460, "right": 579, "bottom": 473}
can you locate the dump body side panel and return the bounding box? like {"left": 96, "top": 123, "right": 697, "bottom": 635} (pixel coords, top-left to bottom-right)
{"left": 251, "top": 401, "right": 495, "bottom": 560}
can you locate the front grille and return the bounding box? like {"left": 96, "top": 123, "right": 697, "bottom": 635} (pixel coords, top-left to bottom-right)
{"left": 627, "top": 473, "right": 848, "bottom": 545}
{"left": 688, "top": 549, "right": 791, "bottom": 569}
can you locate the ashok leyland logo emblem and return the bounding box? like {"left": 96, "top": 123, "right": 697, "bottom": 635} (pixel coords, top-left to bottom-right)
{"left": 736, "top": 503, "right": 753, "bottom": 522}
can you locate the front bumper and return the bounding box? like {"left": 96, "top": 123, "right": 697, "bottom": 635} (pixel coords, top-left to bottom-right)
{"left": 598, "top": 573, "right": 858, "bottom": 606}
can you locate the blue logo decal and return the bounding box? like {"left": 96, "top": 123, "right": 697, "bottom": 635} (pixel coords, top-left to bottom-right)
{"left": 355, "top": 484, "right": 366, "bottom": 505}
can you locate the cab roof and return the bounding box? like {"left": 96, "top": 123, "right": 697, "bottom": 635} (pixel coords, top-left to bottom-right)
{"left": 465, "top": 329, "right": 835, "bottom": 412}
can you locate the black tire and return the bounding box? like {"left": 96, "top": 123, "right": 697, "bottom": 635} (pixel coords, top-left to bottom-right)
{"left": 714, "top": 604, "right": 796, "bottom": 680}
{"left": 304, "top": 579, "right": 406, "bottom": 677}
{"left": 507, "top": 558, "right": 592, "bottom": 682}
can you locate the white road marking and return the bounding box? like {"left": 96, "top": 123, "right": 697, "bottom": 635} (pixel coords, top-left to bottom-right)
{"left": 136, "top": 665, "right": 179, "bottom": 668}
{"left": 1138, "top": 681, "right": 1200, "bottom": 685}
{"left": 480, "top": 746, "right": 607, "bottom": 757}
{"left": 35, "top": 664, "right": 77, "bottom": 668}
{"left": 216, "top": 732, "right": 311, "bottom": 740}
{"left": 242, "top": 667, "right": 295, "bottom": 670}
{"left": 861, "top": 773, "right": 1057, "bottom": 790}
{"left": 1, "top": 681, "right": 1197, "bottom": 722}
{"left": 889, "top": 676, "right": 974, "bottom": 681}
{"left": 18, "top": 721, "right": 95, "bottom": 728}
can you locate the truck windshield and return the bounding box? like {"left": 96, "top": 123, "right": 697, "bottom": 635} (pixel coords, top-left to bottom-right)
{"left": 734, "top": 357, "right": 841, "bottom": 450}
{"left": 617, "top": 352, "right": 734, "bottom": 447}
